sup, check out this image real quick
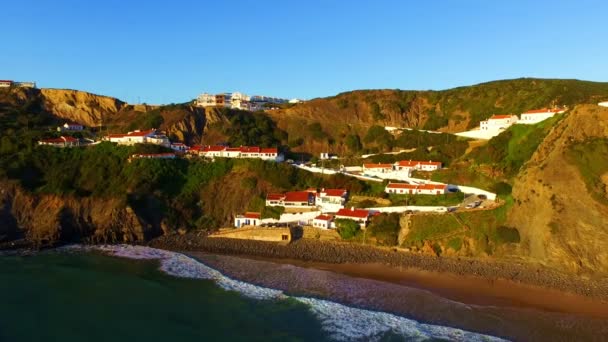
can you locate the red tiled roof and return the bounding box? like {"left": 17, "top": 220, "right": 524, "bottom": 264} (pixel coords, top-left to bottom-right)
{"left": 323, "top": 189, "right": 347, "bottom": 197}
{"left": 40, "top": 136, "right": 78, "bottom": 144}
{"left": 386, "top": 183, "right": 416, "bottom": 189}
{"left": 522, "top": 108, "right": 559, "bottom": 114}
{"left": 266, "top": 193, "right": 285, "bottom": 201}
{"left": 244, "top": 212, "right": 261, "bottom": 219}
{"left": 363, "top": 163, "right": 393, "bottom": 169}
{"left": 418, "top": 183, "right": 447, "bottom": 191}
{"left": 314, "top": 214, "right": 333, "bottom": 221}
{"left": 336, "top": 208, "right": 369, "bottom": 219}
{"left": 284, "top": 191, "right": 312, "bottom": 203}
{"left": 396, "top": 160, "right": 442, "bottom": 167}
{"left": 240, "top": 146, "right": 261, "bottom": 153}
{"left": 0, "top": 80, "right": 13, "bottom": 83}
{"left": 489, "top": 114, "right": 515, "bottom": 120}
{"left": 261, "top": 148, "right": 277, "bottom": 154}
{"left": 126, "top": 129, "right": 156, "bottom": 137}
{"left": 203, "top": 145, "right": 225, "bottom": 152}
{"left": 225, "top": 147, "right": 241, "bottom": 152}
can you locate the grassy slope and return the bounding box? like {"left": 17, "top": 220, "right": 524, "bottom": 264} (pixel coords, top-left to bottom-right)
{"left": 565, "top": 138, "right": 608, "bottom": 205}
{"left": 269, "top": 78, "right": 608, "bottom": 155}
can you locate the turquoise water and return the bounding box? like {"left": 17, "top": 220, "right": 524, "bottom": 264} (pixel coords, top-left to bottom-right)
{"left": 0, "top": 246, "right": 505, "bottom": 341}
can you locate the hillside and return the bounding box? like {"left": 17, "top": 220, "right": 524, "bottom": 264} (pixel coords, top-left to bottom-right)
{"left": 268, "top": 78, "right": 608, "bottom": 155}
{"left": 506, "top": 104, "right": 608, "bottom": 274}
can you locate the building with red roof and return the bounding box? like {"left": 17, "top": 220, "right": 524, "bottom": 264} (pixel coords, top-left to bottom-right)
{"left": 313, "top": 214, "right": 334, "bottom": 229}
{"left": 38, "top": 136, "right": 79, "bottom": 148}
{"left": 265, "top": 191, "right": 315, "bottom": 207}
{"left": 335, "top": 207, "right": 371, "bottom": 228}
{"left": 395, "top": 160, "right": 442, "bottom": 172}
{"left": 385, "top": 182, "right": 447, "bottom": 195}
{"left": 0, "top": 80, "right": 13, "bottom": 88}
{"left": 195, "top": 145, "right": 283, "bottom": 161}
{"left": 480, "top": 114, "right": 518, "bottom": 132}
{"left": 234, "top": 212, "right": 262, "bottom": 228}
{"left": 519, "top": 108, "right": 565, "bottom": 124}
{"left": 106, "top": 129, "right": 170, "bottom": 148}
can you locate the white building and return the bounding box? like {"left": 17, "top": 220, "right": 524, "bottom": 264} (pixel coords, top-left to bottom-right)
{"left": 480, "top": 114, "right": 518, "bottom": 131}
{"left": 335, "top": 208, "right": 371, "bottom": 229}
{"left": 38, "top": 136, "right": 79, "bottom": 148}
{"left": 195, "top": 91, "right": 289, "bottom": 111}
{"left": 234, "top": 212, "right": 262, "bottom": 228}
{"left": 519, "top": 108, "right": 565, "bottom": 124}
{"left": 362, "top": 163, "right": 394, "bottom": 173}
{"left": 266, "top": 191, "right": 316, "bottom": 208}
{"left": 316, "top": 188, "right": 348, "bottom": 212}
{"left": 312, "top": 214, "right": 333, "bottom": 229}
{"left": 0, "top": 80, "right": 12, "bottom": 88}
{"left": 0, "top": 80, "right": 36, "bottom": 88}
{"left": 107, "top": 129, "right": 170, "bottom": 148}
{"left": 385, "top": 182, "right": 447, "bottom": 195}
{"left": 598, "top": 102, "right": 608, "bottom": 108}
{"left": 58, "top": 122, "right": 84, "bottom": 132}
{"left": 192, "top": 145, "right": 283, "bottom": 162}
{"left": 170, "top": 143, "right": 189, "bottom": 152}
{"left": 394, "top": 160, "right": 442, "bottom": 172}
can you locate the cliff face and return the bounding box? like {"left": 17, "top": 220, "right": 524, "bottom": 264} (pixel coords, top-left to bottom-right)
{"left": 40, "top": 88, "right": 125, "bottom": 127}
{"left": 0, "top": 181, "right": 159, "bottom": 247}
{"left": 507, "top": 105, "right": 608, "bottom": 274}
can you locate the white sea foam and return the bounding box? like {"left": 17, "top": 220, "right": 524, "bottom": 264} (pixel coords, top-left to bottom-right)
{"left": 67, "top": 244, "right": 508, "bottom": 342}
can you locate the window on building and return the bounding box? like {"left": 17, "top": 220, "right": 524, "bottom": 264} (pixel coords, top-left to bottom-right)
{"left": 281, "top": 234, "right": 289, "bottom": 241}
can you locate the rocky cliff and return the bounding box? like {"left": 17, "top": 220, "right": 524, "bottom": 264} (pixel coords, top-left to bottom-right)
{"left": 40, "top": 88, "right": 126, "bottom": 127}
{"left": 0, "top": 181, "right": 159, "bottom": 247}
{"left": 507, "top": 105, "right": 608, "bottom": 274}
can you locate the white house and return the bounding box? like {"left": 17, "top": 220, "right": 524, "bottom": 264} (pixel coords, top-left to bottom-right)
{"left": 480, "top": 114, "right": 518, "bottom": 131}
{"left": 234, "top": 212, "right": 262, "bottom": 228}
{"left": 362, "top": 163, "right": 394, "bottom": 173}
{"left": 385, "top": 182, "right": 447, "bottom": 195}
{"left": 195, "top": 91, "right": 289, "bottom": 110}
{"left": 107, "top": 129, "right": 170, "bottom": 148}
{"left": 312, "top": 214, "right": 334, "bottom": 229}
{"left": 395, "top": 160, "right": 442, "bottom": 172}
{"left": 0, "top": 80, "right": 12, "bottom": 88}
{"left": 195, "top": 145, "right": 283, "bottom": 161}
{"left": 38, "top": 136, "right": 79, "bottom": 148}
{"left": 335, "top": 208, "right": 371, "bottom": 229}
{"left": 519, "top": 108, "right": 564, "bottom": 124}
{"left": 170, "top": 143, "right": 189, "bottom": 152}
{"left": 58, "top": 122, "right": 84, "bottom": 132}
{"left": 598, "top": 102, "right": 608, "bottom": 108}
{"left": 316, "top": 188, "right": 348, "bottom": 212}
{"left": 266, "top": 191, "right": 316, "bottom": 208}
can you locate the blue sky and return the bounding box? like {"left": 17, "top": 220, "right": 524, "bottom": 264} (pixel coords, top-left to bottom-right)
{"left": 2, "top": 0, "right": 607, "bottom": 104}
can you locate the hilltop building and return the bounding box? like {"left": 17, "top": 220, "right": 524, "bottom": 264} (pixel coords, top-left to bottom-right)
{"left": 598, "top": 102, "right": 608, "bottom": 108}
{"left": 194, "top": 91, "right": 289, "bottom": 111}
{"left": 362, "top": 160, "right": 442, "bottom": 179}
{"left": 106, "top": 129, "right": 170, "bottom": 148}
{"left": 0, "top": 80, "right": 36, "bottom": 88}
{"left": 335, "top": 208, "right": 371, "bottom": 229}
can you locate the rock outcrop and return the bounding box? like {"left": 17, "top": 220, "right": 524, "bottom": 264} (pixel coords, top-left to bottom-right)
{"left": 40, "top": 88, "right": 125, "bottom": 127}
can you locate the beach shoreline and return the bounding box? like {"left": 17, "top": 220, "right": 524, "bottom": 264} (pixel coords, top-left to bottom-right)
{"left": 150, "top": 233, "right": 608, "bottom": 318}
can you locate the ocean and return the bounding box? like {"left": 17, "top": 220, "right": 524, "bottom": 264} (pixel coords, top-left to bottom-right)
{"left": 0, "top": 245, "right": 507, "bottom": 342}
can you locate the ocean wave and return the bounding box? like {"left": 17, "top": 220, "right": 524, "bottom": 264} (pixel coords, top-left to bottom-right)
{"left": 67, "top": 244, "right": 507, "bottom": 342}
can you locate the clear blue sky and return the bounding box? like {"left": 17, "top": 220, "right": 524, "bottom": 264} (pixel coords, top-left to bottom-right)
{"left": 2, "top": 0, "right": 607, "bottom": 104}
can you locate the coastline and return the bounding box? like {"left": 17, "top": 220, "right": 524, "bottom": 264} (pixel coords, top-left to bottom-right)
{"left": 150, "top": 233, "right": 608, "bottom": 309}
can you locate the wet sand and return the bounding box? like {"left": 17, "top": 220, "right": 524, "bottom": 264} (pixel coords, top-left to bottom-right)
{"left": 239, "top": 256, "right": 608, "bottom": 320}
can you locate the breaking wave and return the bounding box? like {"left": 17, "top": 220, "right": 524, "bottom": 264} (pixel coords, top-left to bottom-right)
{"left": 63, "top": 245, "right": 507, "bottom": 342}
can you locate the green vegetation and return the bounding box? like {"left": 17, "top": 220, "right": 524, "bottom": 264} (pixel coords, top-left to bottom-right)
{"left": 367, "top": 139, "right": 468, "bottom": 167}
{"left": 335, "top": 219, "right": 360, "bottom": 240}
{"left": 364, "top": 125, "right": 394, "bottom": 151}
{"left": 222, "top": 109, "right": 287, "bottom": 147}
{"left": 261, "top": 206, "right": 285, "bottom": 220}
{"left": 566, "top": 138, "right": 608, "bottom": 205}
{"left": 126, "top": 109, "right": 164, "bottom": 131}
{"left": 368, "top": 213, "right": 401, "bottom": 246}
{"left": 469, "top": 116, "right": 560, "bottom": 178}
{"left": 447, "top": 237, "right": 463, "bottom": 251}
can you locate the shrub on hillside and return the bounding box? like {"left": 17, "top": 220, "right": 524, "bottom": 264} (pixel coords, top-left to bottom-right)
{"left": 368, "top": 213, "right": 401, "bottom": 246}
{"left": 335, "top": 218, "right": 360, "bottom": 240}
